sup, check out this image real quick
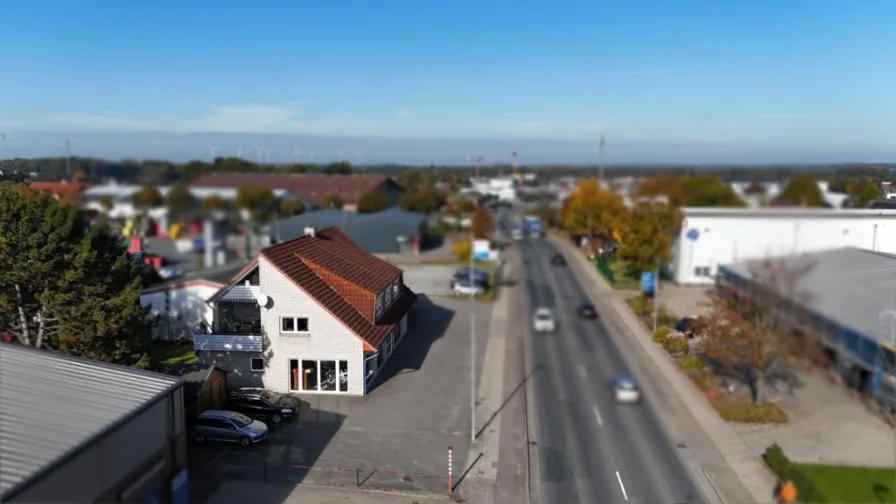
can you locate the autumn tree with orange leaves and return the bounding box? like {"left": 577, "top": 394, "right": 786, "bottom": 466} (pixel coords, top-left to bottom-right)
{"left": 696, "top": 256, "right": 826, "bottom": 404}
{"left": 563, "top": 179, "right": 627, "bottom": 237}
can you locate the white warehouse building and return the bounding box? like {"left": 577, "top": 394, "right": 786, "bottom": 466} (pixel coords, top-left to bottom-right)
{"left": 672, "top": 208, "right": 896, "bottom": 284}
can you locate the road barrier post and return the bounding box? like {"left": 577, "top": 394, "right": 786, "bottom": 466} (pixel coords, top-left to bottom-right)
{"left": 448, "top": 446, "right": 454, "bottom": 494}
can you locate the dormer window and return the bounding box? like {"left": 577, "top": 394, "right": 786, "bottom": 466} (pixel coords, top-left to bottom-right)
{"left": 391, "top": 279, "right": 399, "bottom": 298}
{"left": 375, "top": 293, "right": 384, "bottom": 318}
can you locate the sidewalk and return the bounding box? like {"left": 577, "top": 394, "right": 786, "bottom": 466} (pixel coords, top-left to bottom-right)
{"left": 552, "top": 236, "right": 776, "bottom": 504}
{"left": 206, "top": 480, "right": 451, "bottom": 504}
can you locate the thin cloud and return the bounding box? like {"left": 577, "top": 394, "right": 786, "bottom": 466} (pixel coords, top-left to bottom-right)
{"left": 757, "top": 112, "right": 835, "bottom": 120}
{"left": 604, "top": 68, "right": 679, "bottom": 77}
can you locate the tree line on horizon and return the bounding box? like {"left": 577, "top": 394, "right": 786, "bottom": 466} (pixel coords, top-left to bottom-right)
{"left": 0, "top": 154, "right": 893, "bottom": 186}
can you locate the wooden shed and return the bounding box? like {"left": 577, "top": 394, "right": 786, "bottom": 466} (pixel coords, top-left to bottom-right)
{"left": 155, "top": 363, "right": 228, "bottom": 422}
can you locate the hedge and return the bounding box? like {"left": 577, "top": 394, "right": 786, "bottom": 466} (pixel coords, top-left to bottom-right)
{"left": 762, "top": 444, "right": 827, "bottom": 503}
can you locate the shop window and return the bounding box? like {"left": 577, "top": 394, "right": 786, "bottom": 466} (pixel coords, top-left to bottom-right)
{"left": 281, "top": 316, "right": 309, "bottom": 333}
{"left": 321, "top": 360, "right": 337, "bottom": 391}
{"left": 339, "top": 360, "right": 349, "bottom": 392}
{"left": 250, "top": 358, "right": 265, "bottom": 372}
{"left": 302, "top": 360, "right": 318, "bottom": 391}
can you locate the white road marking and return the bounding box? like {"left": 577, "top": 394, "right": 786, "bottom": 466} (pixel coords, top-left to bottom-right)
{"left": 578, "top": 364, "right": 587, "bottom": 378}
{"left": 616, "top": 471, "right": 629, "bottom": 501}
{"left": 592, "top": 405, "right": 603, "bottom": 426}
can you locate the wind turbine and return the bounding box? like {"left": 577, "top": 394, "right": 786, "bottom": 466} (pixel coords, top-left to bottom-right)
{"left": 264, "top": 148, "right": 273, "bottom": 164}
{"left": 355, "top": 149, "right": 365, "bottom": 173}
{"left": 206, "top": 142, "right": 219, "bottom": 161}
{"left": 253, "top": 145, "right": 264, "bottom": 164}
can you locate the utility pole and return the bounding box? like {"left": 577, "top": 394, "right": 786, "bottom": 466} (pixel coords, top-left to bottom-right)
{"left": 598, "top": 132, "right": 606, "bottom": 187}
{"left": 470, "top": 155, "right": 485, "bottom": 179}
{"left": 512, "top": 151, "right": 519, "bottom": 180}
{"left": 64, "top": 139, "right": 72, "bottom": 180}
{"left": 652, "top": 256, "right": 660, "bottom": 333}
{"left": 470, "top": 229, "right": 477, "bottom": 443}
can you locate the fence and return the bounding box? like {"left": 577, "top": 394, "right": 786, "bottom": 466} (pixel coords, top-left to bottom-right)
{"left": 596, "top": 254, "right": 616, "bottom": 283}
{"left": 189, "top": 451, "right": 493, "bottom": 498}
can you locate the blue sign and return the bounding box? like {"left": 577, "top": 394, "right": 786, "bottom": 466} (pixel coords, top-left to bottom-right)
{"left": 640, "top": 271, "right": 657, "bottom": 295}
{"left": 686, "top": 228, "right": 700, "bottom": 242}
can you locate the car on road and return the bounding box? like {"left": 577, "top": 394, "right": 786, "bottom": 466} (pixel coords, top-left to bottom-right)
{"left": 226, "top": 387, "right": 301, "bottom": 424}
{"left": 613, "top": 374, "right": 642, "bottom": 404}
{"left": 551, "top": 254, "right": 566, "bottom": 266}
{"left": 533, "top": 308, "right": 557, "bottom": 332}
{"left": 577, "top": 302, "right": 598, "bottom": 319}
{"left": 453, "top": 279, "right": 485, "bottom": 297}
{"left": 194, "top": 410, "right": 269, "bottom": 447}
{"left": 511, "top": 229, "right": 524, "bottom": 240}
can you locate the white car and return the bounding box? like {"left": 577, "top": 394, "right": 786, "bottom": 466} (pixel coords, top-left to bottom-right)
{"left": 613, "top": 374, "right": 642, "bottom": 404}
{"left": 533, "top": 308, "right": 556, "bottom": 332}
{"left": 511, "top": 229, "right": 523, "bottom": 240}
{"left": 453, "top": 281, "right": 485, "bottom": 297}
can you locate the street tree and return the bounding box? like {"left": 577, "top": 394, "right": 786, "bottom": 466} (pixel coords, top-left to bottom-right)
{"left": 132, "top": 184, "right": 163, "bottom": 209}
{"left": 278, "top": 199, "right": 305, "bottom": 217}
{"left": 164, "top": 182, "right": 194, "bottom": 216}
{"left": 617, "top": 202, "right": 682, "bottom": 272}
{"left": 563, "top": 179, "right": 627, "bottom": 237}
{"left": 776, "top": 174, "right": 825, "bottom": 207}
{"left": 0, "top": 185, "right": 152, "bottom": 366}
{"left": 470, "top": 206, "right": 494, "bottom": 239}
{"left": 399, "top": 186, "right": 446, "bottom": 214}
{"left": 697, "top": 257, "right": 823, "bottom": 404}
{"left": 321, "top": 194, "right": 344, "bottom": 209}
{"left": 201, "top": 194, "right": 229, "bottom": 212}
{"left": 452, "top": 237, "right": 472, "bottom": 263}
{"left": 235, "top": 187, "right": 278, "bottom": 223}
{"left": 636, "top": 173, "right": 688, "bottom": 207}
{"left": 846, "top": 176, "right": 883, "bottom": 208}
{"left": 357, "top": 190, "right": 390, "bottom": 213}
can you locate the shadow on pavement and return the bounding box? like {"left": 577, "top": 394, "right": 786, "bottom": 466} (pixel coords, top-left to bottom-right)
{"left": 368, "top": 294, "right": 455, "bottom": 392}
{"left": 476, "top": 364, "right": 540, "bottom": 439}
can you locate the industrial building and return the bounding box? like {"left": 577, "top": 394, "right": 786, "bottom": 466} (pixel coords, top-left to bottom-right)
{"left": 718, "top": 247, "right": 896, "bottom": 411}
{"left": 0, "top": 344, "right": 188, "bottom": 503}
{"left": 671, "top": 207, "right": 896, "bottom": 284}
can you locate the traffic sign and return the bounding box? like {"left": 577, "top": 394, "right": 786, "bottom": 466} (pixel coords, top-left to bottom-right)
{"left": 686, "top": 228, "right": 700, "bottom": 242}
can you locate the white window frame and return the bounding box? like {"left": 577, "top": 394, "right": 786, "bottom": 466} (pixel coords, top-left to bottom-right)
{"left": 280, "top": 316, "right": 310, "bottom": 334}
{"left": 249, "top": 358, "right": 265, "bottom": 372}
{"left": 375, "top": 293, "right": 385, "bottom": 318}
{"left": 385, "top": 286, "right": 393, "bottom": 305}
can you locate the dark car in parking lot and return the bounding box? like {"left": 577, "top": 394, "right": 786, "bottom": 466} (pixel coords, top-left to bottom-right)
{"left": 578, "top": 302, "right": 598, "bottom": 319}
{"left": 226, "top": 388, "right": 302, "bottom": 424}
{"left": 552, "top": 254, "right": 566, "bottom": 266}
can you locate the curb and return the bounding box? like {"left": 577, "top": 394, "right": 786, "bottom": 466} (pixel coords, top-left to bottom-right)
{"left": 518, "top": 251, "right": 542, "bottom": 504}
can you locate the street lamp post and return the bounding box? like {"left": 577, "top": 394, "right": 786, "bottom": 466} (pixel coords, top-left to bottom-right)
{"left": 470, "top": 229, "right": 477, "bottom": 443}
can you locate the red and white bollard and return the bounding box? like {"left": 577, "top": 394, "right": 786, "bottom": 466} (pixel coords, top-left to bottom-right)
{"left": 448, "top": 446, "right": 454, "bottom": 495}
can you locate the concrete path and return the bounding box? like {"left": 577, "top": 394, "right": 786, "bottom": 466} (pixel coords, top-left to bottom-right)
{"left": 206, "top": 480, "right": 451, "bottom": 504}
{"left": 552, "top": 236, "right": 776, "bottom": 504}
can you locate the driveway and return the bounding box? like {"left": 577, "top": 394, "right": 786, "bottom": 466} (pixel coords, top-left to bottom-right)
{"left": 190, "top": 296, "right": 492, "bottom": 500}
{"left": 398, "top": 264, "right": 456, "bottom": 296}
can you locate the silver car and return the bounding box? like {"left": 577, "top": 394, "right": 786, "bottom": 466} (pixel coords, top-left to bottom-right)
{"left": 613, "top": 374, "right": 642, "bottom": 404}
{"left": 194, "top": 410, "right": 268, "bottom": 447}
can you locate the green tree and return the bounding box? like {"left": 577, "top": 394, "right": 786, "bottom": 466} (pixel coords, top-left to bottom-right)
{"left": 278, "top": 199, "right": 306, "bottom": 216}
{"left": 617, "top": 202, "right": 682, "bottom": 272}
{"left": 470, "top": 206, "right": 494, "bottom": 239}
{"left": 325, "top": 161, "right": 353, "bottom": 175}
{"left": 321, "top": 194, "right": 344, "bottom": 209}
{"left": 776, "top": 174, "right": 826, "bottom": 207}
{"left": 636, "top": 173, "right": 688, "bottom": 207}
{"left": 164, "top": 182, "right": 194, "bottom": 215}
{"left": 398, "top": 169, "right": 423, "bottom": 192}
{"left": 845, "top": 176, "right": 883, "bottom": 208}
{"left": 357, "top": 190, "right": 390, "bottom": 213}
{"left": 0, "top": 186, "right": 151, "bottom": 366}
{"left": 681, "top": 175, "right": 746, "bottom": 207}
{"left": 99, "top": 195, "right": 115, "bottom": 212}
{"left": 455, "top": 198, "right": 476, "bottom": 214}
{"left": 235, "top": 187, "right": 278, "bottom": 223}
{"left": 132, "top": 185, "right": 163, "bottom": 209}
{"left": 400, "top": 186, "right": 446, "bottom": 214}
{"left": 201, "top": 194, "right": 230, "bottom": 212}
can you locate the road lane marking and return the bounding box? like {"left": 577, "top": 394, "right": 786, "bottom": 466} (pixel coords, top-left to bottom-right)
{"left": 592, "top": 406, "right": 603, "bottom": 426}
{"left": 578, "top": 364, "right": 587, "bottom": 378}
{"left": 616, "top": 471, "right": 629, "bottom": 501}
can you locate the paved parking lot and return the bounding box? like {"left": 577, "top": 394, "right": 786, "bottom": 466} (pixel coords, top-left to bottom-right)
{"left": 190, "top": 296, "right": 492, "bottom": 501}
{"left": 399, "top": 264, "right": 456, "bottom": 296}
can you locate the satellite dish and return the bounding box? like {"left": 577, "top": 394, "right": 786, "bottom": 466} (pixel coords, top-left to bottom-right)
{"left": 255, "top": 292, "right": 270, "bottom": 307}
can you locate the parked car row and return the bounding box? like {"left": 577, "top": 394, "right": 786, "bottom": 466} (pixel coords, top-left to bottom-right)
{"left": 451, "top": 266, "right": 491, "bottom": 297}
{"left": 193, "top": 387, "right": 303, "bottom": 447}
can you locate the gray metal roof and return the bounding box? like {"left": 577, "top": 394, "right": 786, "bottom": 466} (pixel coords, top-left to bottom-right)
{"left": 0, "top": 345, "right": 182, "bottom": 500}
{"left": 721, "top": 247, "right": 896, "bottom": 345}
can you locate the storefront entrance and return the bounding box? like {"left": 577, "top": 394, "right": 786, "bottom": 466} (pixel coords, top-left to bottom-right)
{"left": 288, "top": 358, "right": 349, "bottom": 393}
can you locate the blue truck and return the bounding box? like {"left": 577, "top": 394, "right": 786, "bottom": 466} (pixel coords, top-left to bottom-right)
{"left": 523, "top": 215, "right": 543, "bottom": 238}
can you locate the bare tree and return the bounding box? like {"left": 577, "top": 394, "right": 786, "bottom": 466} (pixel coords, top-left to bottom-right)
{"left": 698, "top": 256, "right": 822, "bottom": 404}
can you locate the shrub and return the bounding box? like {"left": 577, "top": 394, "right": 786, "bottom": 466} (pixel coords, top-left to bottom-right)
{"left": 662, "top": 335, "right": 689, "bottom": 355}
{"left": 627, "top": 295, "right": 653, "bottom": 316}
{"left": 652, "top": 326, "right": 673, "bottom": 343}
{"left": 679, "top": 355, "right": 706, "bottom": 372}
{"left": 659, "top": 311, "right": 679, "bottom": 327}
{"left": 762, "top": 444, "right": 827, "bottom": 503}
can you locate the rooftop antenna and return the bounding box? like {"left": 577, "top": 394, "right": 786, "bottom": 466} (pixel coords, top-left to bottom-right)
{"left": 253, "top": 145, "right": 264, "bottom": 165}
{"left": 598, "top": 132, "right": 606, "bottom": 186}
{"left": 206, "top": 142, "right": 219, "bottom": 161}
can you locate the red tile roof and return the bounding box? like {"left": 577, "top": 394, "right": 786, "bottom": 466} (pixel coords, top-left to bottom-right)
{"left": 28, "top": 181, "right": 89, "bottom": 201}
{"left": 189, "top": 173, "right": 401, "bottom": 205}
{"left": 261, "top": 226, "right": 416, "bottom": 350}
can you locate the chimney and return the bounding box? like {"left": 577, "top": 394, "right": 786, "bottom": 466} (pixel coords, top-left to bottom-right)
{"left": 304, "top": 226, "right": 316, "bottom": 238}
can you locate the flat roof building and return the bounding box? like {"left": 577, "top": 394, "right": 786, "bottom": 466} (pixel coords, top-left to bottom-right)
{"left": 0, "top": 344, "right": 189, "bottom": 503}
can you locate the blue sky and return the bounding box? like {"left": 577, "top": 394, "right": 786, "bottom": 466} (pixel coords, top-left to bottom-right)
{"left": 0, "top": 0, "right": 893, "bottom": 163}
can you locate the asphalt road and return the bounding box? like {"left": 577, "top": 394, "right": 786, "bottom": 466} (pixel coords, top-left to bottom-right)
{"left": 520, "top": 238, "right": 708, "bottom": 504}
